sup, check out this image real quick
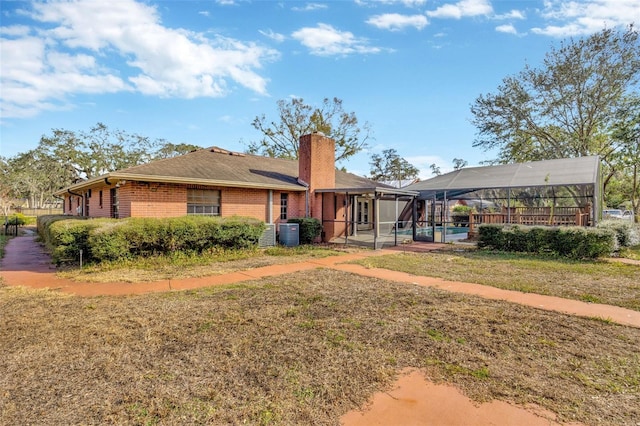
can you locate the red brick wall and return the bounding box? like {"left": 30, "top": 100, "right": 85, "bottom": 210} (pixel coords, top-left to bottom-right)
{"left": 66, "top": 181, "right": 309, "bottom": 223}
{"left": 86, "top": 186, "right": 112, "bottom": 218}
{"left": 222, "top": 187, "right": 267, "bottom": 219}
{"left": 321, "top": 193, "right": 347, "bottom": 241}
{"left": 62, "top": 194, "right": 87, "bottom": 216}
{"left": 124, "top": 182, "right": 186, "bottom": 218}
{"left": 298, "top": 133, "right": 336, "bottom": 222}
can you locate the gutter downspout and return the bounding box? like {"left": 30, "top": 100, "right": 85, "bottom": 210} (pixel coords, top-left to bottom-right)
{"left": 68, "top": 189, "right": 84, "bottom": 216}
{"left": 297, "top": 179, "right": 310, "bottom": 218}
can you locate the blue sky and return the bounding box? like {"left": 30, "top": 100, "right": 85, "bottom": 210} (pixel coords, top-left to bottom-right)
{"left": 1, "top": 0, "right": 638, "bottom": 179}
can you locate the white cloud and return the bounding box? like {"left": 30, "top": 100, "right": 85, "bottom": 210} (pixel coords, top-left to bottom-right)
{"left": 427, "top": 0, "right": 493, "bottom": 19}
{"left": 494, "top": 10, "right": 525, "bottom": 20}
{"left": 496, "top": 24, "right": 518, "bottom": 35}
{"left": 0, "top": 25, "right": 32, "bottom": 37}
{"left": 360, "top": 0, "right": 427, "bottom": 6}
{"left": 0, "top": 0, "right": 278, "bottom": 119}
{"left": 0, "top": 33, "right": 129, "bottom": 118}
{"left": 259, "top": 29, "right": 286, "bottom": 42}
{"left": 292, "top": 23, "right": 382, "bottom": 56}
{"left": 198, "top": 11, "right": 210, "bottom": 17}
{"left": 291, "top": 3, "right": 328, "bottom": 12}
{"left": 367, "top": 13, "right": 428, "bottom": 31}
{"left": 532, "top": 0, "right": 640, "bottom": 37}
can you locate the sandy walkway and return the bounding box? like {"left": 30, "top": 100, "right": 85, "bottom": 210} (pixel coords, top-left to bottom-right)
{"left": 4, "top": 233, "right": 638, "bottom": 425}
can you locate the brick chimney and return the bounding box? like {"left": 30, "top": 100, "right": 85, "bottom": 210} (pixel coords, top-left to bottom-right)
{"left": 298, "top": 132, "right": 335, "bottom": 220}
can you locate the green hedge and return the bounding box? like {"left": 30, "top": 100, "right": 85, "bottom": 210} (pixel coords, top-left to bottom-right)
{"left": 38, "top": 215, "right": 266, "bottom": 264}
{"left": 596, "top": 219, "right": 640, "bottom": 250}
{"left": 477, "top": 224, "right": 615, "bottom": 259}
{"left": 287, "top": 217, "right": 322, "bottom": 244}
{"left": 5, "top": 213, "right": 29, "bottom": 226}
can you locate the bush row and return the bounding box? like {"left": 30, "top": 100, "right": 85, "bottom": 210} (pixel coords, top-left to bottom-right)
{"left": 596, "top": 219, "right": 640, "bottom": 250}
{"left": 477, "top": 224, "right": 616, "bottom": 259}
{"left": 38, "top": 215, "right": 266, "bottom": 264}
{"left": 4, "top": 213, "right": 35, "bottom": 226}
{"left": 287, "top": 217, "right": 322, "bottom": 244}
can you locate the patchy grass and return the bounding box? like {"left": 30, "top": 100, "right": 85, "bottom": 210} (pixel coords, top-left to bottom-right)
{"left": 0, "top": 234, "right": 8, "bottom": 259}
{"left": 1, "top": 270, "right": 639, "bottom": 426}
{"left": 355, "top": 249, "right": 640, "bottom": 311}
{"left": 0, "top": 234, "right": 10, "bottom": 285}
{"left": 57, "top": 244, "right": 346, "bottom": 283}
{"left": 620, "top": 245, "right": 640, "bottom": 260}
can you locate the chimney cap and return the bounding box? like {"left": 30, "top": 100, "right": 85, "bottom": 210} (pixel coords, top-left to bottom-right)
{"left": 312, "top": 131, "right": 326, "bottom": 136}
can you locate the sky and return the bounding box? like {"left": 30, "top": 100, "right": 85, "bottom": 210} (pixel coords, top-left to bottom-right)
{"left": 1, "top": 0, "right": 639, "bottom": 180}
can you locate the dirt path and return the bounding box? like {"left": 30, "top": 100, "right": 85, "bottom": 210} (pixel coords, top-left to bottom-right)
{"left": 4, "top": 234, "right": 638, "bottom": 425}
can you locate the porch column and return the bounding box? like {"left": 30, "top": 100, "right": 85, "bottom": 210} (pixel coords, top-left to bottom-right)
{"left": 374, "top": 193, "right": 380, "bottom": 249}
{"left": 345, "top": 192, "right": 350, "bottom": 245}
{"left": 394, "top": 195, "right": 399, "bottom": 246}
{"left": 353, "top": 196, "right": 358, "bottom": 237}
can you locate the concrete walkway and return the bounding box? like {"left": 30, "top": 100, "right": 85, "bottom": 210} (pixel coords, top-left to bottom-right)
{"left": 1, "top": 234, "right": 639, "bottom": 328}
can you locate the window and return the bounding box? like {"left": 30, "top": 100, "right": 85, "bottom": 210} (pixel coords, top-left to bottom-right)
{"left": 110, "top": 188, "right": 119, "bottom": 218}
{"left": 99, "top": 190, "right": 103, "bottom": 208}
{"left": 280, "top": 193, "right": 288, "bottom": 220}
{"left": 188, "top": 189, "right": 221, "bottom": 216}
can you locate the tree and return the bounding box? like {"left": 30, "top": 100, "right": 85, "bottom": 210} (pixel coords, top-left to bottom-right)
{"left": 470, "top": 26, "right": 639, "bottom": 188}
{"left": 247, "top": 97, "right": 371, "bottom": 163}
{"left": 154, "top": 142, "right": 202, "bottom": 159}
{"left": 453, "top": 158, "right": 468, "bottom": 171}
{"left": 369, "top": 149, "right": 419, "bottom": 186}
{"left": 429, "top": 158, "right": 467, "bottom": 176}
{"left": 0, "top": 157, "right": 12, "bottom": 216}
{"left": 38, "top": 123, "right": 161, "bottom": 180}
{"left": 3, "top": 123, "right": 199, "bottom": 209}
{"left": 1, "top": 149, "right": 69, "bottom": 209}
{"left": 609, "top": 95, "right": 640, "bottom": 220}
{"left": 36, "top": 123, "right": 200, "bottom": 182}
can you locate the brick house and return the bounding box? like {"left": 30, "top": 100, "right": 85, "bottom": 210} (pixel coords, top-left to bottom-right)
{"left": 55, "top": 133, "right": 416, "bottom": 245}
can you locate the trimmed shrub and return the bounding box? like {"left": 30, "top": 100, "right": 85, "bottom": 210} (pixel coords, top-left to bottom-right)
{"left": 478, "top": 224, "right": 615, "bottom": 259}
{"left": 39, "top": 215, "right": 266, "bottom": 264}
{"left": 5, "top": 213, "right": 27, "bottom": 226}
{"left": 287, "top": 218, "right": 322, "bottom": 244}
{"left": 87, "top": 221, "right": 131, "bottom": 262}
{"left": 48, "top": 219, "right": 101, "bottom": 263}
{"left": 596, "top": 219, "right": 640, "bottom": 251}
{"left": 476, "top": 225, "right": 504, "bottom": 249}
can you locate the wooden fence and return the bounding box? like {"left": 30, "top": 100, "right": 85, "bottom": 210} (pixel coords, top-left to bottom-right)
{"left": 8, "top": 207, "right": 63, "bottom": 217}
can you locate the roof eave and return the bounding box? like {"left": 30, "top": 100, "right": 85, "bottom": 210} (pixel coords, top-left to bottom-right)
{"left": 54, "top": 173, "right": 307, "bottom": 196}
{"left": 316, "top": 187, "right": 418, "bottom": 196}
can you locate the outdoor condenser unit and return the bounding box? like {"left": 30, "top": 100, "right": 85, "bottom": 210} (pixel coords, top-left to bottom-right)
{"left": 278, "top": 223, "right": 299, "bottom": 247}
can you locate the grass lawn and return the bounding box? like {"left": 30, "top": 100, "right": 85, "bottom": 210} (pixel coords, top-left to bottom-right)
{"left": 621, "top": 244, "right": 640, "bottom": 260}
{"left": 1, "top": 269, "right": 639, "bottom": 426}
{"left": 355, "top": 248, "right": 640, "bottom": 311}
{"left": 0, "top": 234, "right": 7, "bottom": 260}
{"left": 57, "top": 244, "right": 348, "bottom": 283}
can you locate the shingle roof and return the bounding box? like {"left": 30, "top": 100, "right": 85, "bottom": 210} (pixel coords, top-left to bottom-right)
{"left": 57, "top": 147, "right": 386, "bottom": 194}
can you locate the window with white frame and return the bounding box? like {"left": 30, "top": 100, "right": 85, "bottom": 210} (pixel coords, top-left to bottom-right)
{"left": 187, "top": 189, "right": 221, "bottom": 216}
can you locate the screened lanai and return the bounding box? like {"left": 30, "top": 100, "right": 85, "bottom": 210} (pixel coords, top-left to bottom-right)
{"left": 317, "top": 186, "right": 418, "bottom": 249}
{"left": 404, "top": 156, "right": 602, "bottom": 243}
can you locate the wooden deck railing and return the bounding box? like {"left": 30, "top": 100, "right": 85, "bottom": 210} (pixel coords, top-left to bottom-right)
{"left": 468, "top": 207, "right": 591, "bottom": 233}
